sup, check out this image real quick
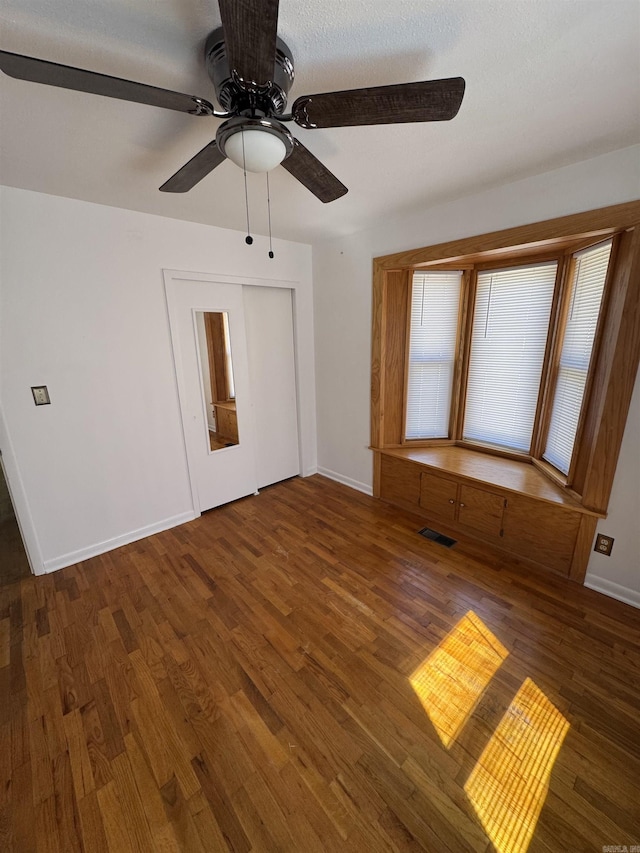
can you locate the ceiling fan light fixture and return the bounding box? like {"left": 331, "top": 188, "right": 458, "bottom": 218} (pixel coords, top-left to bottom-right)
{"left": 224, "top": 128, "right": 286, "bottom": 172}
{"left": 217, "top": 118, "right": 294, "bottom": 174}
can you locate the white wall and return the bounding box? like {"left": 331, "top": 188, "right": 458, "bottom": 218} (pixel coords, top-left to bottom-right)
{"left": 0, "top": 187, "right": 314, "bottom": 573}
{"left": 585, "top": 379, "right": 640, "bottom": 607}
{"left": 313, "top": 144, "right": 640, "bottom": 603}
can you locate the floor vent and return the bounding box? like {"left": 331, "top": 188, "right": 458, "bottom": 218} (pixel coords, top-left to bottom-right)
{"left": 418, "top": 527, "right": 457, "bottom": 548}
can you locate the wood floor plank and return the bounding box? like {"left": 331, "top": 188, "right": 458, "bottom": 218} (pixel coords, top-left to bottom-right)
{"left": 51, "top": 749, "right": 82, "bottom": 853}
{"left": 0, "top": 618, "right": 10, "bottom": 669}
{"left": 2, "top": 474, "right": 639, "bottom": 851}
{"left": 110, "top": 751, "right": 156, "bottom": 851}
{"left": 192, "top": 750, "right": 252, "bottom": 853}
{"left": 96, "top": 780, "right": 136, "bottom": 853}
{"left": 35, "top": 794, "right": 61, "bottom": 853}
{"left": 187, "top": 788, "right": 232, "bottom": 853}
{"left": 76, "top": 789, "right": 110, "bottom": 853}
{"left": 10, "top": 759, "right": 36, "bottom": 852}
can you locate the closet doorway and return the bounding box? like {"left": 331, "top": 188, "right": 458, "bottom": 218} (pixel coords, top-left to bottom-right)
{"left": 165, "top": 272, "right": 301, "bottom": 514}
{"left": 0, "top": 460, "right": 30, "bottom": 586}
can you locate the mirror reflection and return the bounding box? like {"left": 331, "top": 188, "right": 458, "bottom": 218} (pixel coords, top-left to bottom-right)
{"left": 196, "top": 311, "right": 239, "bottom": 452}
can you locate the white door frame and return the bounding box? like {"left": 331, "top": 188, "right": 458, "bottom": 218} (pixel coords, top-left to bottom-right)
{"left": 163, "top": 268, "right": 313, "bottom": 515}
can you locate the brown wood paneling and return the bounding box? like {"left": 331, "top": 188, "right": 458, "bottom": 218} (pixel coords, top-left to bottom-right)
{"left": 419, "top": 471, "right": 458, "bottom": 522}
{"left": 382, "top": 270, "right": 410, "bottom": 446}
{"left": 379, "top": 447, "right": 588, "bottom": 579}
{"left": 372, "top": 449, "right": 382, "bottom": 498}
{"left": 205, "top": 312, "right": 229, "bottom": 402}
{"left": 213, "top": 403, "right": 238, "bottom": 443}
{"left": 458, "top": 484, "right": 504, "bottom": 538}
{"left": 568, "top": 514, "right": 599, "bottom": 584}
{"left": 382, "top": 446, "right": 593, "bottom": 511}
{"left": 379, "top": 454, "right": 421, "bottom": 507}
{"left": 370, "top": 263, "right": 385, "bottom": 449}
{"left": 451, "top": 269, "right": 474, "bottom": 440}
{"left": 502, "top": 495, "right": 581, "bottom": 575}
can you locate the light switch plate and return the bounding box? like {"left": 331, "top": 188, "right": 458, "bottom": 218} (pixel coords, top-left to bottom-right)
{"left": 31, "top": 386, "right": 51, "bottom": 406}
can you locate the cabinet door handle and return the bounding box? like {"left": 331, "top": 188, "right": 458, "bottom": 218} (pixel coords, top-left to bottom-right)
{"left": 460, "top": 502, "right": 466, "bottom": 508}
{"left": 448, "top": 499, "right": 455, "bottom": 504}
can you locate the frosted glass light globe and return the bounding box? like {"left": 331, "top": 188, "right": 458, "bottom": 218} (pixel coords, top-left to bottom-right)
{"left": 224, "top": 129, "right": 287, "bottom": 173}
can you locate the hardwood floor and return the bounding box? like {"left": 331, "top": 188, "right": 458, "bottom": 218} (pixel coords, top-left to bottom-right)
{"left": 208, "top": 429, "right": 239, "bottom": 452}
{"left": 1, "top": 474, "right": 639, "bottom": 852}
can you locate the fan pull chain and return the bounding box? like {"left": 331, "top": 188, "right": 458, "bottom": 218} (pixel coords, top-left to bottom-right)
{"left": 241, "top": 130, "right": 253, "bottom": 245}
{"left": 266, "top": 173, "right": 274, "bottom": 259}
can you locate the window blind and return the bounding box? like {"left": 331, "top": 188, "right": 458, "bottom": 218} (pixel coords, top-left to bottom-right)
{"left": 405, "top": 271, "right": 462, "bottom": 439}
{"left": 463, "top": 262, "right": 557, "bottom": 452}
{"left": 543, "top": 239, "right": 612, "bottom": 475}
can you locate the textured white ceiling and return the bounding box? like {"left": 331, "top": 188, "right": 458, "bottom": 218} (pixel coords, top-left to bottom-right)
{"left": 1, "top": 0, "right": 639, "bottom": 244}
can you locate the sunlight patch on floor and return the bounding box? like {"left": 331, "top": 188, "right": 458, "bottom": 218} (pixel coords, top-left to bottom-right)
{"left": 464, "top": 677, "right": 570, "bottom": 853}
{"left": 409, "top": 610, "right": 508, "bottom": 747}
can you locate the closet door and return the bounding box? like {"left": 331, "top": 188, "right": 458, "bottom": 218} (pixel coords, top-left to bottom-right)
{"left": 243, "top": 286, "right": 300, "bottom": 488}
{"left": 166, "top": 278, "right": 258, "bottom": 513}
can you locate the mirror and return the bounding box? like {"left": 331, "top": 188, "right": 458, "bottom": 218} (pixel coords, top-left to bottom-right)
{"left": 195, "top": 311, "right": 239, "bottom": 452}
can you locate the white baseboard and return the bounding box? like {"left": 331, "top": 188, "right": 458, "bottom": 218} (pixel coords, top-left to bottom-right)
{"left": 317, "top": 467, "right": 373, "bottom": 496}
{"left": 42, "top": 510, "right": 199, "bottom": 574}
{"left": 584, "top": 575, "right": 640, "bottom": 610}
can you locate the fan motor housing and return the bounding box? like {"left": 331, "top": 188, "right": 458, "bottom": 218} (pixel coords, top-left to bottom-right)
{"left": 205, "top": 27, "right": 294, "bottom": 117}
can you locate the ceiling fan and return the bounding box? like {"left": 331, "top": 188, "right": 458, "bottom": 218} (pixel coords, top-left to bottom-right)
{"left": 0, "top": 0, "right": 465, "bottom": 203}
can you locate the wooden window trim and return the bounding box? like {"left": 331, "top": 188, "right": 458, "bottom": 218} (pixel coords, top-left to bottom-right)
{"left": 400, "top": 275, "right": 413, "bottom": 444}
{"left": 565, "top": 234, "right": 620, "bottom": 485}
{"left": 374, "top": 203, "right": 638, "bottom": 270}
{"left": 450, "top": 269, "right": 471, "bottom": 440}
{"left": 454, "top": 440, "right": 533, "bottom": 464}
{"left": 453, "top": 268, "right": 475, "bottom": 441}
{"left": 371, "top": 200, "right": 640, "bottom": 516}
{"left": 530, "top": 254, "right": 573, "bottom": 462}
{"left": 473, "top": 249, "right": 564, "bottom": 271}
{"left": 530, "top": 255, "right": 570, "bottom": 457}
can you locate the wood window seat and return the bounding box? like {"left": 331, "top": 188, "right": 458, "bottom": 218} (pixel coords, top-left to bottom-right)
{"left": 374, "top": 446, "right": 602, "bottom": 582}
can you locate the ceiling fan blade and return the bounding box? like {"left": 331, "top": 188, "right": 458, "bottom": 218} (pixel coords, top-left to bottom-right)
{"left": 281, "top": 139, "right": 347, "bottom": 203}
{"left": 292, "top": 77, "right": 466, "bottom": 129}
{"left": 0, "top": 50, "right": 215, "bottom": 115}
{"left": 159, "top": 141, "right": 226, "bottom": 192}
{"left": 218, "top": 0, "right": 279, "bottom": 87}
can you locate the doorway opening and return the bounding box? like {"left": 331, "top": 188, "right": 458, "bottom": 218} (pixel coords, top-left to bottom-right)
{"left": 0, "top": 461, "right": 31, "bottom": 586}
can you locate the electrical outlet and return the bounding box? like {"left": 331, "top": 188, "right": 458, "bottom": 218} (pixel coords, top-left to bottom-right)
{"left": 594, "top": 534, "right": 614, "bottom": 556}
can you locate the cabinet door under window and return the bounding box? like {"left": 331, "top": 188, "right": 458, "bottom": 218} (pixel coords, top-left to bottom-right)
{"left": 419, "top": 470, "right": 505, "bottom": 538}
{"left": 419, "top": 471, "right": 458, "bottom": 521}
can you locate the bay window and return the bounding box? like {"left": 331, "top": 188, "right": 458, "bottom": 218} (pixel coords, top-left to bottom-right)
{"left": 402, "top": 236, "right": 617, "bottom": 480}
